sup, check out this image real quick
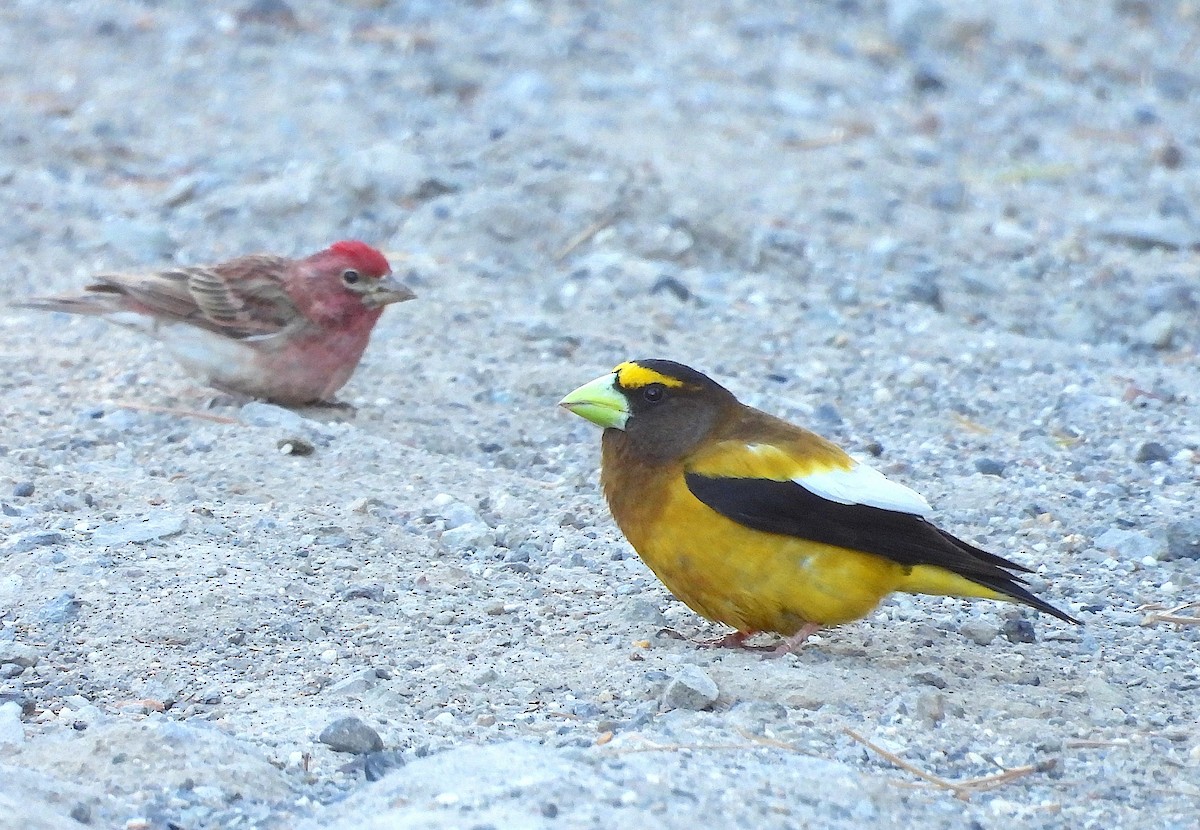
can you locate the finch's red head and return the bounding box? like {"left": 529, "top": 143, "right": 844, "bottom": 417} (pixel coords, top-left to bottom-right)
{"left": 328, "top": 240, "right": 392, "bottom": 277}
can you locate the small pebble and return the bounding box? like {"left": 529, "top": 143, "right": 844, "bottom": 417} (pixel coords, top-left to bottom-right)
{"left": 319, "top": 717, "right": 384, "bottom": 755}
{"left": 11, "top": 482, "right": 33, "bottom": 498}
{"left": 929, "top": 181, "right": 966, "bottom": 211}
{"left": 973, "top": 458, "right": 1006, "bottom": 477}
{"left": 1135, "top": 441, "right": 1171, "bottom": 463}
{"left": 1002, "top": 619, "right": 1037, "bottom": 644}
{"left": 660, "top": 665, "right": 719, "bottom": 711}
{"left": 1163, "top": 520, "right": 1200, "bottom": 561}
{"left": 911, "top": 670, "right": 948, "bottom": 689}
{"left": 959, "top": 621, "right": 999, "bottom": 646}
{"left": 0, "top": 642, "right": 40, "bottom": 668}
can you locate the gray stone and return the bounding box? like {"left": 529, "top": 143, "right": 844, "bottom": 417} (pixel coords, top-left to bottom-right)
{"left": 886, "top": 0, "right": 946, "bottom": 51}
{"left": 1135, "top": 441, "right": 1171, "bottom": 463}
{"left": 38, "top": 592, "right": 82, "bottom": 625}
{"left": 99, "top": 408, "right": 142, "bottom": 432}
{"left": 435, "top": 499, "right": 482, "bottom": 530}
{"left": 91, "top": 512, "right": 186, "bottom": 546}
{"left": 239, "top": 402, "right": 308, "bottom": 430}
{"left": 11, "top": 482, "right": 33, "bottom": 498}
{"left": 319, "top": 717, "right": 383, "bottom": 754}
{"left": 914, "top": 690, "right": 945, "bottom": 726}
{"left": 1, "top": 530, "right": 67, "bottom": 555}
{"left": 911, "top": 670, "right": 947, "bottom": 689}
{"left": 1134, "top": 313, "right": 1176, "bottom": 350}
{"left": 326, "top": 668, "right": 382, "bottom": 697}
{"left": 0, "top": 702, "right": 24, "bottom": 746}
{"left": 660, "top": 665, "right": 719, "bottom": 711}
{"left": 1003, "top": 618, "right": 1037, "bottom": 644}
{"left": 1097, "top": 219, "right": 1199, "bottom": 252}
{"left": 0, "top": 642, "right": 40, "bottom": 668}
{"left": 1163, "top": 520, "right": 1200, "bottom": 561}
{"left": 440, "top": 522, "right": 493, "bottom": 551}
{"left": 974, "top": 457, "right": 1006, "bottom": 476}
{"left": 929, "top": 181, "right": 967, "bottom": 212}
{"left": 959, "top": 620, "right": 999, "bottom": 646}
{"left": 621, "top": 598, "right": 668, "bottom": 628}
{"left": 1093, "top": 528, "right": 1167, "bottom": 561}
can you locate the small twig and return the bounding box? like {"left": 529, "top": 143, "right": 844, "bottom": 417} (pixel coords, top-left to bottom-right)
{"left": 1065, "top": 738, "right": 1130, "bottom": 749}
{"left": 990, "top": 163, "right": 1076, "bottom": 184}
{"left": 735, "top": 727, "right": 817, "bottom": 757}
{"left": 555, "top": 214, "right": 616, "bottom": 262}
{"left": 951, "top": 413, "right": 992, "bottom": 434}
{"left": 844, "top": 728, "right": 1043, "bottom": 801}
{"left": 1137, "top": 601, "right": 1200, "bottom": 628}
{"left": 845, "top": 729, "right": 966, "bottom": 796}
{"left": 111, "top": 401, "right": 239, "bottom": 424}
{"left": 1144, "top": 613, "right": 1200, "bottom": 627}
{"left": 782, "top": 123, "right": 874, "bottom": 150}
{"left": 599, "top": 738, "right": 771, "bottom": 756}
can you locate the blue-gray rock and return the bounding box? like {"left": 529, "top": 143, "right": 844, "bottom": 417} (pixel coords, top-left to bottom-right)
{"left": 1093, "top": 527, "right": 1166, "bottom": 561}
{"left": 1, "top": 530, "right": 67, "bottom": 555}
{"left": 238, "top": 402, "right": 308, "bottom": 431}
{"left": 319, "top": 717, "right": 384, "bottom": 754}
{"left": 0, "top": 642, "right": 39, "bottom": 668}
{"left": 39, "top": 592, "right": 82, "bottom": 625}
{"left": 92, "top": 512, "right": 186, "bottom": 546}
{"left": 0, "top": 701, "right": 24, "bottom": 746}
{"left": 440, "top": 522, "right": 493, "bottom": 551}
{"left": 1163, "top": 520, "right": 1200, "bottom": 561}
{"left": 11, "top": 482, "right": 33, "bottom": 498}
{"left": 660, "top": 664, "right": 719, "bottom": 711}
{"left": 929, "top": 181, "right": 966, "bottom": 211}
{"left": 959, "top": 620, "right": 999, "bottom": 646}
{"left": 1135, "top": 441, "right": 1171, "bottom": 463}
{"left": 1097, "top": 219, "right": 1199, "bottom": 251}
{"left": 974, "top": 457, "right": 1006, "bottom": 476}
{"left": 1003, "top": 618, "right": 1037, "bottom": 644}
{"left": 326, "top": 668, "right": 383, "bottom": 697}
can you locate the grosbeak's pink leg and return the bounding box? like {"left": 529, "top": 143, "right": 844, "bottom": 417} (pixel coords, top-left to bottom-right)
{"left": 765, "top": 622, "right": 822, "bottom": 658}
{"left": 697, "top": 630, "right": 756, "bottom": 649}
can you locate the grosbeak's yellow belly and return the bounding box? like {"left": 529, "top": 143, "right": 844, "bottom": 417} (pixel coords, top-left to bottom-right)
{"left": 607, "top": 470, "right": 1003, "bottom": 635}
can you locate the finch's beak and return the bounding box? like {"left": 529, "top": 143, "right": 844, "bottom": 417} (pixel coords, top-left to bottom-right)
{"left": 365, "top": 273, "right": 417, "bottom": 308}
{"left": 559, "top": 372, "right": 630, "bottom": 430}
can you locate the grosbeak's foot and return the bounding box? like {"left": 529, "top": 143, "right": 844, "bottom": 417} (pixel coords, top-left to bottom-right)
{"left": 680, "top": 630, "right": 778, "bottom": 651}
{"left": 656, "top": 627, "right": 689, "bottom": 641}
{"left": 762, "top": 622, "right": 823, "bottom": 658}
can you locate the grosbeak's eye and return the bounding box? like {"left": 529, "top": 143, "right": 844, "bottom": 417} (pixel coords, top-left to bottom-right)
{"left": 643, "top": 383, "right": 665, "bottom": 403}
{"left": 342, "top": 269, "right": 361, "bottom": 285}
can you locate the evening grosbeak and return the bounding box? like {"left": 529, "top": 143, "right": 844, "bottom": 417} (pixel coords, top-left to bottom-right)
{"left": 560, "top": 359, "right": 1077, "bottom": 653}
{"left": 16, "top": 241, "right": 415, "bottom": 406}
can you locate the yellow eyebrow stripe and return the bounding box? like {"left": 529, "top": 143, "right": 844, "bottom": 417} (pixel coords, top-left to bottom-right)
{"left": 613, "top": 362, "right": 687, "bottom": 389}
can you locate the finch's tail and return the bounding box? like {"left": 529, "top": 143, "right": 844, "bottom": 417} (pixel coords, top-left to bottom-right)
{"left": 13, "top": 289, "right": 128, "bottom": 317}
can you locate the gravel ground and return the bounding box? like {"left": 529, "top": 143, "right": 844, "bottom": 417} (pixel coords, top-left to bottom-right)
{"left": 2, "top": 1, "right": 1199, "bottom": 828}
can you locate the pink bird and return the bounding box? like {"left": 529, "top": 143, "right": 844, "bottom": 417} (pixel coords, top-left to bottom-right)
{"left": 16, "top": 240, "right": 416, "bottom": 406}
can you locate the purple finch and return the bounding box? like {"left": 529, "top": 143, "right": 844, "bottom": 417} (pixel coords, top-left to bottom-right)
{"left": 17, "top": 240, "right": 415, "bottom": 405}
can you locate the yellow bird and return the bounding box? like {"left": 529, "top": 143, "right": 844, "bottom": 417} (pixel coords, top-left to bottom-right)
{"left": 560, "top": 359, "right": 1077, "bottom": 653}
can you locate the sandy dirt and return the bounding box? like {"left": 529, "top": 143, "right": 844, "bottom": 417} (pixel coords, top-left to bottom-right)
{"left": 1, "top": 1, "right": 1198, "bottom": 828}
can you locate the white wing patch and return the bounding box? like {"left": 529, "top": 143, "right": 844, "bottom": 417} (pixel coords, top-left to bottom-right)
{"left": 796, "top": 462, "right": 933, "bottom": 517}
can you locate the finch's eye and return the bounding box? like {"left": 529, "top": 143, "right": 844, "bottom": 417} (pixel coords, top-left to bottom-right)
{"left": 643, "top": 384, "right": 665, "bottom": 403}
{"left": 342, "top": 269, "right": 361, "bottom": 285}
